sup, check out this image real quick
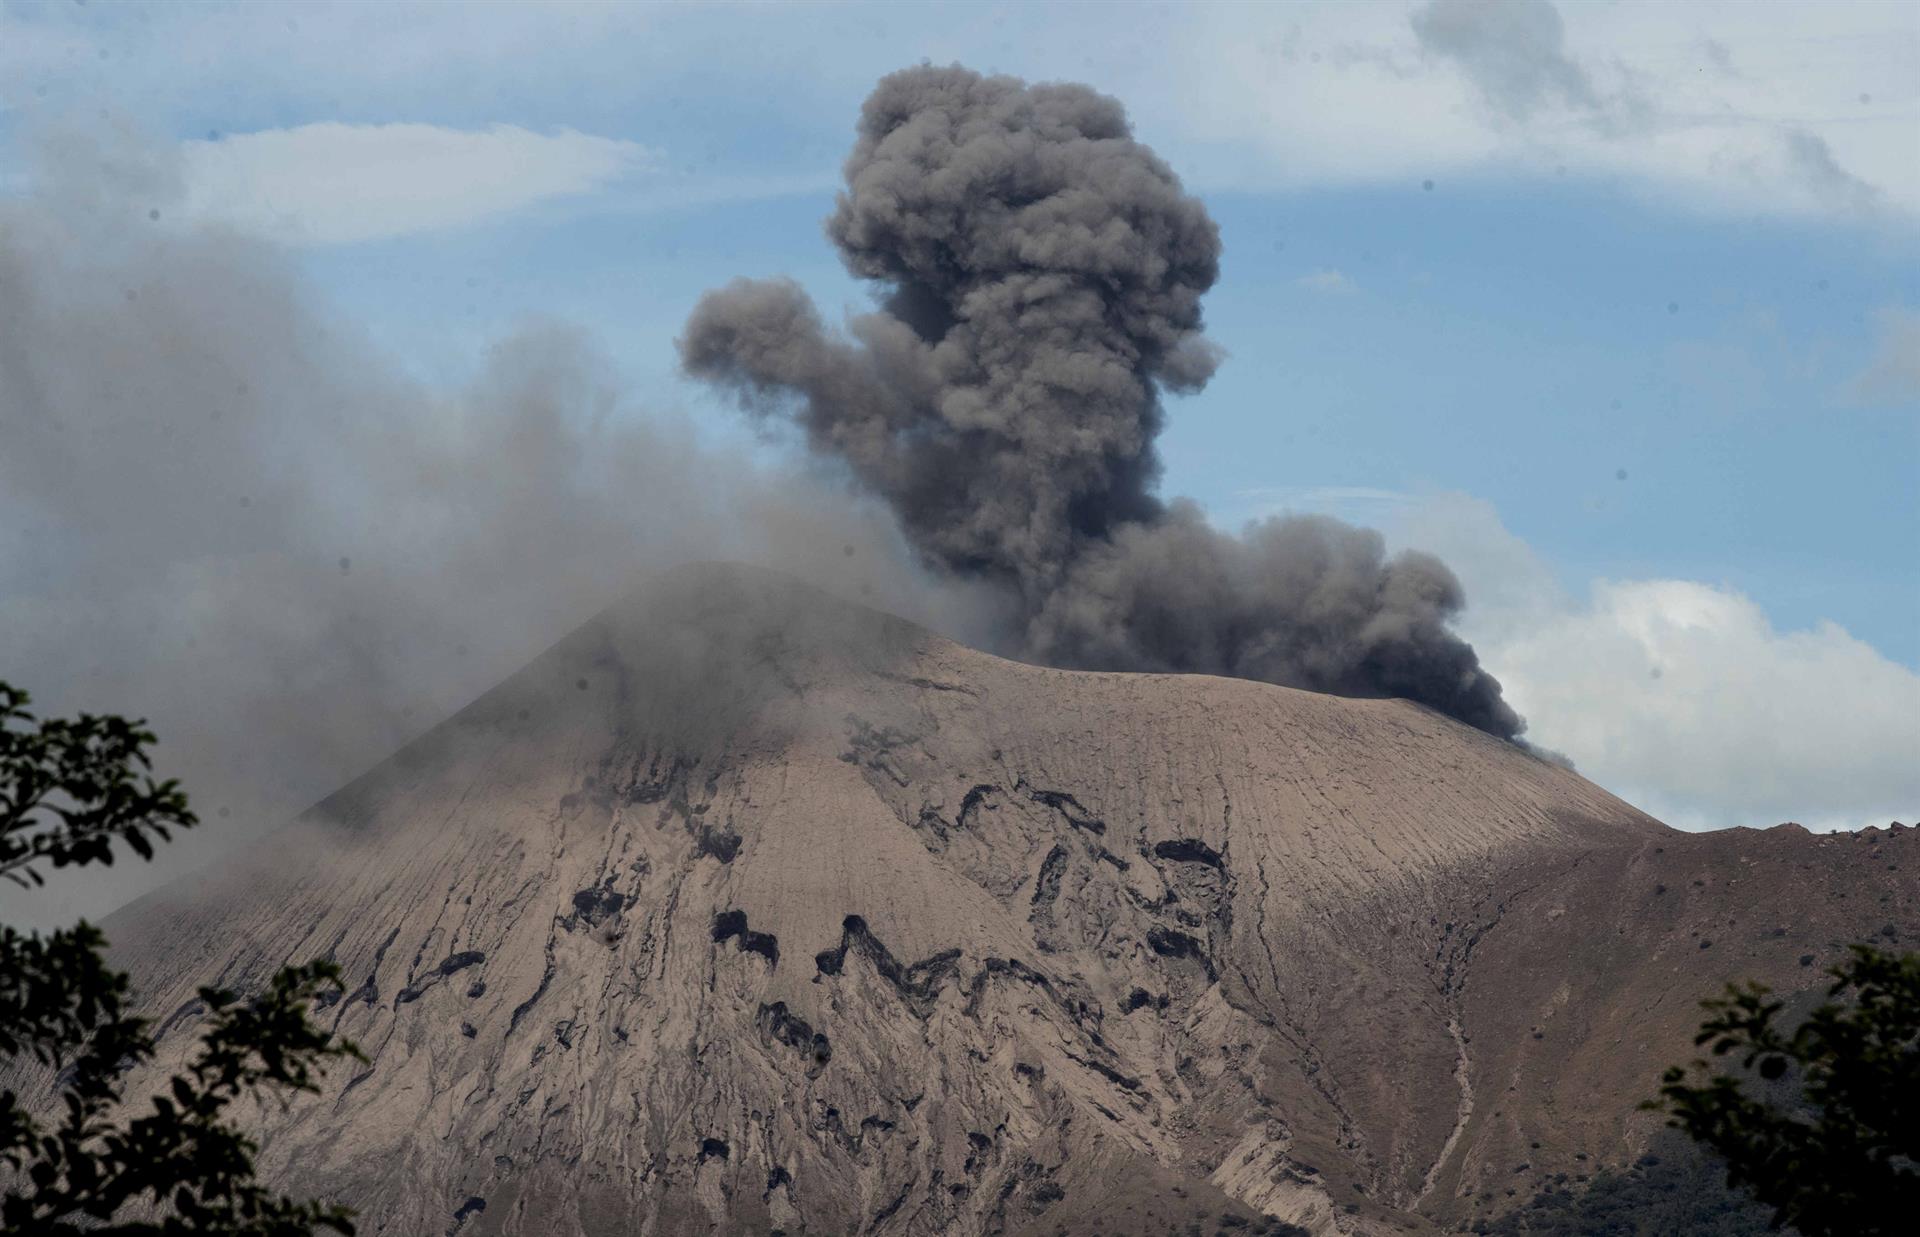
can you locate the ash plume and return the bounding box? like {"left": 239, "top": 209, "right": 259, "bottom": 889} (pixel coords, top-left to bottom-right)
{"left": 681, "top": 65, "right": 1522, "bottom": 739}
{"left": 0, "top": 114, "right": 992, "bottom": 927}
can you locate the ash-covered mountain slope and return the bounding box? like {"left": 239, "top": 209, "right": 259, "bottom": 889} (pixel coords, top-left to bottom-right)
{"left": 92, "top": 563, "right": 1917, "bottom": 1236}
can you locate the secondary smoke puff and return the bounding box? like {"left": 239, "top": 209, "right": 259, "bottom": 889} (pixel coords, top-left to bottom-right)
{"left": 0, "top": 115, "right": 994, "bottom": 927}
{"left": 682, "top": 65, "right": 1522, "bottom": 738}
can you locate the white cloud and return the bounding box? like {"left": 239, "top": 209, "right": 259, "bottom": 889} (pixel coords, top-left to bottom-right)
{"left": 4, "top": 2, "right": 1911, "bottom": 227}
{"left": 1844, "top": 305, "right": 1920, "bottom": 406}
{"left": 177, "top": 123, "right": 655, "bottom": 245}
{"left": 1225, "top": 485, "right": 1411, "bottom": 527}
{"left": 1164, "top": 0, "right": 1919, "bottom": 224}
{"left": 1293, "top": 269, "right": 1359, "bottom": 295}
{"left": 1389, "top": 494, "right": 1920, "bottom": 831}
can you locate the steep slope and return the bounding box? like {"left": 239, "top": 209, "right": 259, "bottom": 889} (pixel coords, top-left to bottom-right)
{"left": 80, "top": 563, "right": 1917, "bottom": 1236}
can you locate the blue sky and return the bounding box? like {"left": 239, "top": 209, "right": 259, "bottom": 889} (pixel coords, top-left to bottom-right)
{"left": 298, "top": 175, "right": 1920, "bottom": 657}
{"left": 1, "top": 0, "right": 1916, "bottom": 868}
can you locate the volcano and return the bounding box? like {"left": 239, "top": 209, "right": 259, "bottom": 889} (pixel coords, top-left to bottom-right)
{"left": 89, "top": 563, "right": 1916, "bottom": 1235}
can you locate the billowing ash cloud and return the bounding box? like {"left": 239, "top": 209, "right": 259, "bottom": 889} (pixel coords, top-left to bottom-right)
{"left": 681, "top": 65, "right": 1522, "bottom": 738}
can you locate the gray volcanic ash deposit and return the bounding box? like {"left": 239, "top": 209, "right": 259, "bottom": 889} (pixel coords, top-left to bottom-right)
{"left": 69, "top": 564, "right": 1916, "bottom": 1236}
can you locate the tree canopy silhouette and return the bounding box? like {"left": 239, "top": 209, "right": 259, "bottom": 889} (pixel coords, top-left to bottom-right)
{"left": 1, "top": 680, "right": 361, "bottom": 1235}
{"left": 1651, "top": 943, "right": 1920, "bottom": 1236}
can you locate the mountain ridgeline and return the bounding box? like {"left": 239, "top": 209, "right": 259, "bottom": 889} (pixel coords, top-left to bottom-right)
{"left": 58, "top": 564, "right": 1916, "bottom": 1235}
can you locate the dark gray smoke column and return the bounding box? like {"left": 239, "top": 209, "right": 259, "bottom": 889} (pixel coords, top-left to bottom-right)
{"left": 681, "top": 64, "right": 1522, "bottom": 739}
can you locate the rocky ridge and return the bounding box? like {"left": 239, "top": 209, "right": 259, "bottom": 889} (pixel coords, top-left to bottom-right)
{"left": 73, "top": 563, "right": 1918, "bottom": 1235}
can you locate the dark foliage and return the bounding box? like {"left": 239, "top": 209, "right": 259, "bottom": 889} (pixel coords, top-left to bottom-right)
{"left": 1647, "top": 944, "right": 1920, "bottom": 1236}
{"left": 0, "top": 683, "right": 196, "bottom": 888}
{"left": 1, "top": 680, "right": 361, "bottom": 1234}
{"left": 1477, "top": 1136, "right": 1785, "bottom": 1235}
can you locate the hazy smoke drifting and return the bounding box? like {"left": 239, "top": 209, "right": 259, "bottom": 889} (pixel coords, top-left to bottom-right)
{"left": 0, "top": 115, "right": 993, "bottom": 927}
{"left": 681, "top": 65, "right": 1522, "bottom": 738}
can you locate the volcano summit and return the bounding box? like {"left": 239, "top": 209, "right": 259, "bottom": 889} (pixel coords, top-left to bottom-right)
{"left": 75, "top": 563, "right": 1914, "bottom": 1236}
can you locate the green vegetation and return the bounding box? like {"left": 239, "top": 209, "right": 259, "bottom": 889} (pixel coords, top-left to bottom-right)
{"left": 1649, "top": 943, "right": 1919, "bottom": 1235}
{"left": 1477, "top": 1136, "right": 1783, "bottom": 1235}
{"left": 1477, "top": 943, "right": 1917, "bottom": 1235}
{"left": 1, "top": 680, "right": 361, "bottom": 1235}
